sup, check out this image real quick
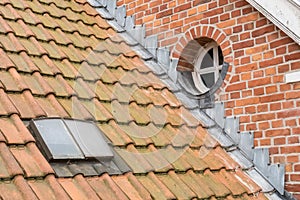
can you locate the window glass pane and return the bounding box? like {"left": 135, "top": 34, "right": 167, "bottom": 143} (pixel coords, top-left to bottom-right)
{"left": 218, "top": 46, "right": 224, "bottom": 65}
{"left": 201, "top": 72, "right": 215, "bottom": 88}
{"left": 201, "top": 48, "right": 214, "bottom": 69}
{"left": 64, "top": 120, "right": 114, "bottom": 160}
{"left": 32, "top": 119, "right": 84, "bottom": 160}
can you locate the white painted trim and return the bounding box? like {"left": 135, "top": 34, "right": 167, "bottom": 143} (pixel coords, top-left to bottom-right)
{"left": 192, "top": 42, "right": 222, "bottom": 93}
{"left": 246, "top": 0, "right": 300, "bottom": 45}
{"left": 285, "top": 70, "right": 300, "bottom": 83}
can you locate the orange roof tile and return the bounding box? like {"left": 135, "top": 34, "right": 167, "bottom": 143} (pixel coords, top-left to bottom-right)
{"left": 0, "top": 0, "right": 272, "bottom": 199}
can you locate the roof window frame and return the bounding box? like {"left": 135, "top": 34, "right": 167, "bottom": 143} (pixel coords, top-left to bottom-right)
{"left": 28, "top": 118, "right": 114, "bottom": 162}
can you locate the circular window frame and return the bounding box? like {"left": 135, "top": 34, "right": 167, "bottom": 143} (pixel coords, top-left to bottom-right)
{"left": 192, "top": 41, "right": 223, "bottom": 94}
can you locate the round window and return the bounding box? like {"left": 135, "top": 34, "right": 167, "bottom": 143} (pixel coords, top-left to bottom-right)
{"left": 192, "top": 41, "right": 224, "bottom": 93}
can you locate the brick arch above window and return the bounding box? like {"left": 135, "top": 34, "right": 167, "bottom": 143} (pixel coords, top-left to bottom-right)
{"left": 172, "top": 25, "right": 233, "bottom": 64}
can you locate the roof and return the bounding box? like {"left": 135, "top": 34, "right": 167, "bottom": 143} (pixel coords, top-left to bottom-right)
{"left": 0, "top": 0, "right": 274, "bottom": 199}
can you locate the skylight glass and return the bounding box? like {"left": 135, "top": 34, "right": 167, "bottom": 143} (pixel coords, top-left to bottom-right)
{"left": 64, "top": 120, "right": 113, "bottom": 160}
{"left": 30, "top": 119, "right": 84, "bottom": 160}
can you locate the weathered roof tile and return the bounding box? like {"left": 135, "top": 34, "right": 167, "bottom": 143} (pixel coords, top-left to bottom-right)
{"left": 18, "top": 37, "right": 44, "bottom": 56}
{"left": 0, "top": 4, "right": 18, "bottom": 20}
{"left": 118, "top": 122, "right": 156, "bottom": 146}
{"left": 8, "top": 52, "right": 40, "bottom": 73}
{"left": 0, "top": 70, "right": 20, "bottom": 92}
{"left": 139, "top": 145, "right": 173, "bottom": 172}
{"left": 25, "top": 0, "right": 47, "bottom": 14}
{"left": 28, "top": 175, "right": 71, "bottom": 200}
{"left": 13, "top": 175, "right": 39, "bottom": 200}
{"left": 0, "top": 142, "right": 23, "bottom": 178}
{"left": 204, "top": 170, "right": 232, "bottom": 197}
{"left": 7, "top": 0, "right": 28, "bottom": 10}
{"left": 179, "top": 170, "right": 214, "bottom": 199}
{"left": 0, "top": 89, "right": 19, "bottom": 116}
{"left": 17, "top": 8, "right": 41, "bottom": 25}
{"left": 0, "top": 180, "right": 26, "bottom": 200}
{"left": 0, "top": 117, "right": 27, "bottom": 144}
{"left": 216, "top": 169, "right": 249, "bottom": 196}
{"left": 137, "top": 172, "right": 176, "bottom": 200}
{"left": 112, "top": 175, "right": 147, "bottom": 200}
{"left": 116, "top": 145, "right": 154, "bottom": 173}
{"left": 0, "top": 49, "right": 15, "bottom": 69}
{"left": 0, "top": 15, "right": 13, "bottom": 34}
{"left": 8, "top": 92, "right": 45, "bottom": 118}
{"left": 6, "top": 20, "right": 34, "bottom": 38}
{"left": 10, "top": 143, "right": 53, "bottom": 177}
{"left": 0, "top": 33, "right": 25, "bottom": 52}
{"left": 40, "top": 41, "right": 66, "bottom": 59}
{"left": 29, "top": 24, "right": 54, "bottom": 42}
{"left": 87, "top": 174, "right": 129, "bottom": 200}
{"left": 98, "top": 121, "right": 133, "bottom": 146}
{"left": 43, "top": 76, "right": 72, "bottom": 97}
{"left": 158, "top": 171, "right": 197, "bottom": 199}
{"left": 58, "top": 97, "right": 93, "bottom": 120}
{"left": 58, "top": 178, "right": 92, "bottom": 200}
{"left": 36, "top": 97, "right": 64, "bottom": 117}
{"left": 81, "top": 99, "right": 113, "bottom": 121}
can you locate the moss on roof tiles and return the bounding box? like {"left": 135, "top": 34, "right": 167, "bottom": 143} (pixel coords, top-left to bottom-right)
{"left": 0, "top": 181, "right": 26, "bottom": 199}
{"left": 0, "top": 4, "right": 16, "bottom": 20}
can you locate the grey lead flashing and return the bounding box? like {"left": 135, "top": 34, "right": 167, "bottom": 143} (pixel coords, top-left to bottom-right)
{"left": 157, "top": 47, "right": 171, "bottom": 67}
{"left": 210, "top": 102, "right": 225, "bottom": 127}
{"left": 118, "top": 32, "right": 139, "bottom": 45}
{"left": 175, "top": 92, "right": 200, "bottom": 109}
{"left": 145, "top": 35, "right": 158, "bottom": 57}
{"left": 106, "top": 0, "right": 117, "bottom": 17}
{"left": 96, "top": 7, "right": 114, "bottom": 19}
{"left": 254, "top": 148, "right": 271, "bottom": 175}
{"left": 131, "top": 45, "right": 153, "bottom": 60}
{"left": 51, "top": 155, "right": 130, "bottom": 178}
{"left": 125, "top": 15, "right": 135, "bottom": 32}
{"left": 207, "top": 126, "right": 235, "bottom": 148}
{"left": 207, "top": 103, "right": 285, "bottom": 195}
{"left": 247, "top": 168, "right": 274, "bottom": 192}
{"left": 239, "top": 131, "right": 254, "bottom": 160}
{"left": 107, "top": 20, "right": 125, "bottom": 33}
{"left": 115, "top": 5, "right": 126, "bottom": 27}
{"left": 143, "top": 60, "right": 167, "bottom": 76}
{"left": 254, "top": 148, "right": 285, "bottom": 194}
{"left": 224, "top": 117, "right": 240, "bottom": 144}
{"left": 227, "top": 150, "right": 253, "bottom": 169}
{"left": 87, "top": 0, "right": 103, "bottom": 7}
{"left": 88, "top": 0, "right": 290, "bottom": 198}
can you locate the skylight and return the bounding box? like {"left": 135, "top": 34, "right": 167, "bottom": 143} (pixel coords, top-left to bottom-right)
{"left": 29, "top": 118, "right": 113, "bottom": 161}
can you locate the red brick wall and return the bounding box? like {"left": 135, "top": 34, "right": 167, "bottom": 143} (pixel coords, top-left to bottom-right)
{"left": 117, "top": 0, "right": 300, "bottom": 196}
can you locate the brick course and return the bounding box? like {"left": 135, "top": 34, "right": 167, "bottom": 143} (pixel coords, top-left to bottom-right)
{"left": 117, "top": 0, "right": 300, "bottom": 196}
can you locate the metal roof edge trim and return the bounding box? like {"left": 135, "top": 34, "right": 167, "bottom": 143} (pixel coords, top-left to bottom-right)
{"left": 245, "top": 0, "right": 300, "bottom": 45}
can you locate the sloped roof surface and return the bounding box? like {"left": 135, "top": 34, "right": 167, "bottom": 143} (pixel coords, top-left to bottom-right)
{"left": 0, "top": 0, "right": 268, "bottom": 199}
